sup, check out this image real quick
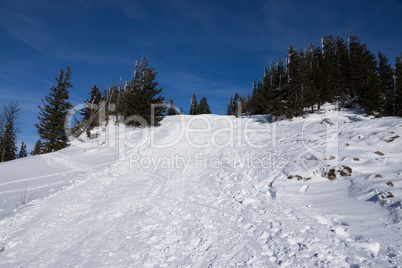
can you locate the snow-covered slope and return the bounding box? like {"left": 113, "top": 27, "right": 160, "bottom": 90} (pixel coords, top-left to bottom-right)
{"left": 1, "top": 105, "right": 402, "bottom": 267}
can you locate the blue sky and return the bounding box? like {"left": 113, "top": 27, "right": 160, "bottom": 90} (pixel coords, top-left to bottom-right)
{"left": 1, "top": 0, "right": 402, "bottom": 151}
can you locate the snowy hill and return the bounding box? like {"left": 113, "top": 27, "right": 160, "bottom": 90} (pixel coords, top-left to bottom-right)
{"left": 1, "top": 105, "right": 402, "bottom": 267}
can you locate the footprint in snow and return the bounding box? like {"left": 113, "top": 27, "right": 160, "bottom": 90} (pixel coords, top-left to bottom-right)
{"left": 315, "top": 215, "right": 329, "bottom": 225}
{"left": 268, "top": 187, "right": 277, "bottom": 198}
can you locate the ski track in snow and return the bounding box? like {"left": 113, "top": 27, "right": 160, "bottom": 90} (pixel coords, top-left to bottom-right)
{"left": 1, "top": 106, "right": 402, "bottom": 267}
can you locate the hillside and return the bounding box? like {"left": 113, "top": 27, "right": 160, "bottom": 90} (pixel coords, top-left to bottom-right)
{"left": 1, "top": 105, "right": 402, "bottom": 267}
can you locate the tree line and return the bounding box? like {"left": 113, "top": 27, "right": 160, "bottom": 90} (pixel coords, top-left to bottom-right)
{"left": 4, "top": 31, "right": 401, "bottom": 161}
{"left": 228, "top": 32, "right": 402, "bottom": 118}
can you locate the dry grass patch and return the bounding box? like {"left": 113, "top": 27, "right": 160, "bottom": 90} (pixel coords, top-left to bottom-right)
{"left": 353, "top": 158, "right": 360, "bottom": 161}
{"left": 375, "top": 174, "right": 382, "bottom": 178}
{"left": 374, "top": 151, "right": 385, "bottom": 156}
{"left": 387, "top": 181, "right": 394, "bottom": 187}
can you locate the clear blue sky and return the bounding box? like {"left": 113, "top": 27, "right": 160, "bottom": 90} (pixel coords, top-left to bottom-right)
{"left": 1, "top": 0, "right": 402, "bottom": 151}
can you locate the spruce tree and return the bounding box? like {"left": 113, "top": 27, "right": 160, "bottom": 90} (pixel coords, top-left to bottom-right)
{"left": 286, "top": 47, "right": 302, "bottom": 118}
{"left": 227, "top": 97, "right": 234, "bottom": 115}
{"left": 233, "top": 93, "right": 240, "bottom": 112}
{"left": 227, "top": 93, "right": 240, "bottom": 116}
{"left": 348, "top": 33, "right": 382, "bottom": 114}
{"left": 198, "top": 96, "right": 211, "bottom": 114}
{"left": 35, "top": 67, "right": 72, "bottom": 153}
{"left": 2, "top": 121, "right": 18, "bottom": 161}
{"left": 189, "top": 93, "right": 198, "bottom": 115}
{"left": 268, "top": 60, "right": 285, "bottom": 116}
{"left": 347, "top": 33, "right": 363, "bottom": 100}
{"left": 18, "top": 141, "right": 27, "bottom": 158}
{"left": 320, "top": 35, "right": 337, "bottom": 102}
{"left": 378, "top": 51, "right": 395, "bottom": 115}
{"left": 335, "top": 36, "right": 350, "bottom": 103}
{"left": 123, "top": 57, "right": 165, "bottom": 126}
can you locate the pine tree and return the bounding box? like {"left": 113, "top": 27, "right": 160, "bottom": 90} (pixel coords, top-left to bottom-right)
{"left": 189, "top": 93, "right": 198, "bottom": 115}
{"left": 123, "top": 57, "right": 165, "bottom": 126}
{"left": 227, "top": 97, "right": 234, "bottom": 115}
{"left": 167, "top": 99, "right": 178, "bottom": 115}
{"left": 248, "top": 81, "right": 258, "bottom": 115}
{"left": 198, "top": 96, "right": 211, "bottom": 114}
{"left": 31, "top": 140, "right": 43, "bottom": 155}
{"left": 0, "top": 101, "right": 20, "bottom": 162}
{"left": 18, "top": 141, "right": 27, "bottom": 158}
{"left": 35, "top": 67, "right": 72, "bottom": 153}
{"left": 378, "top": 51, "right": 395, "bottom": 116}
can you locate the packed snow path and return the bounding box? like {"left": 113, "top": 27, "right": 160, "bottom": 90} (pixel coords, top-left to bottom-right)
{"left": 1, "top": 107, "right": 402, "bottom": 267}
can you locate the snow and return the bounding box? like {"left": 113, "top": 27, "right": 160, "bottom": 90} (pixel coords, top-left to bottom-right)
{"left": 1, "top": 104, "right": 402, "bottom": 267}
